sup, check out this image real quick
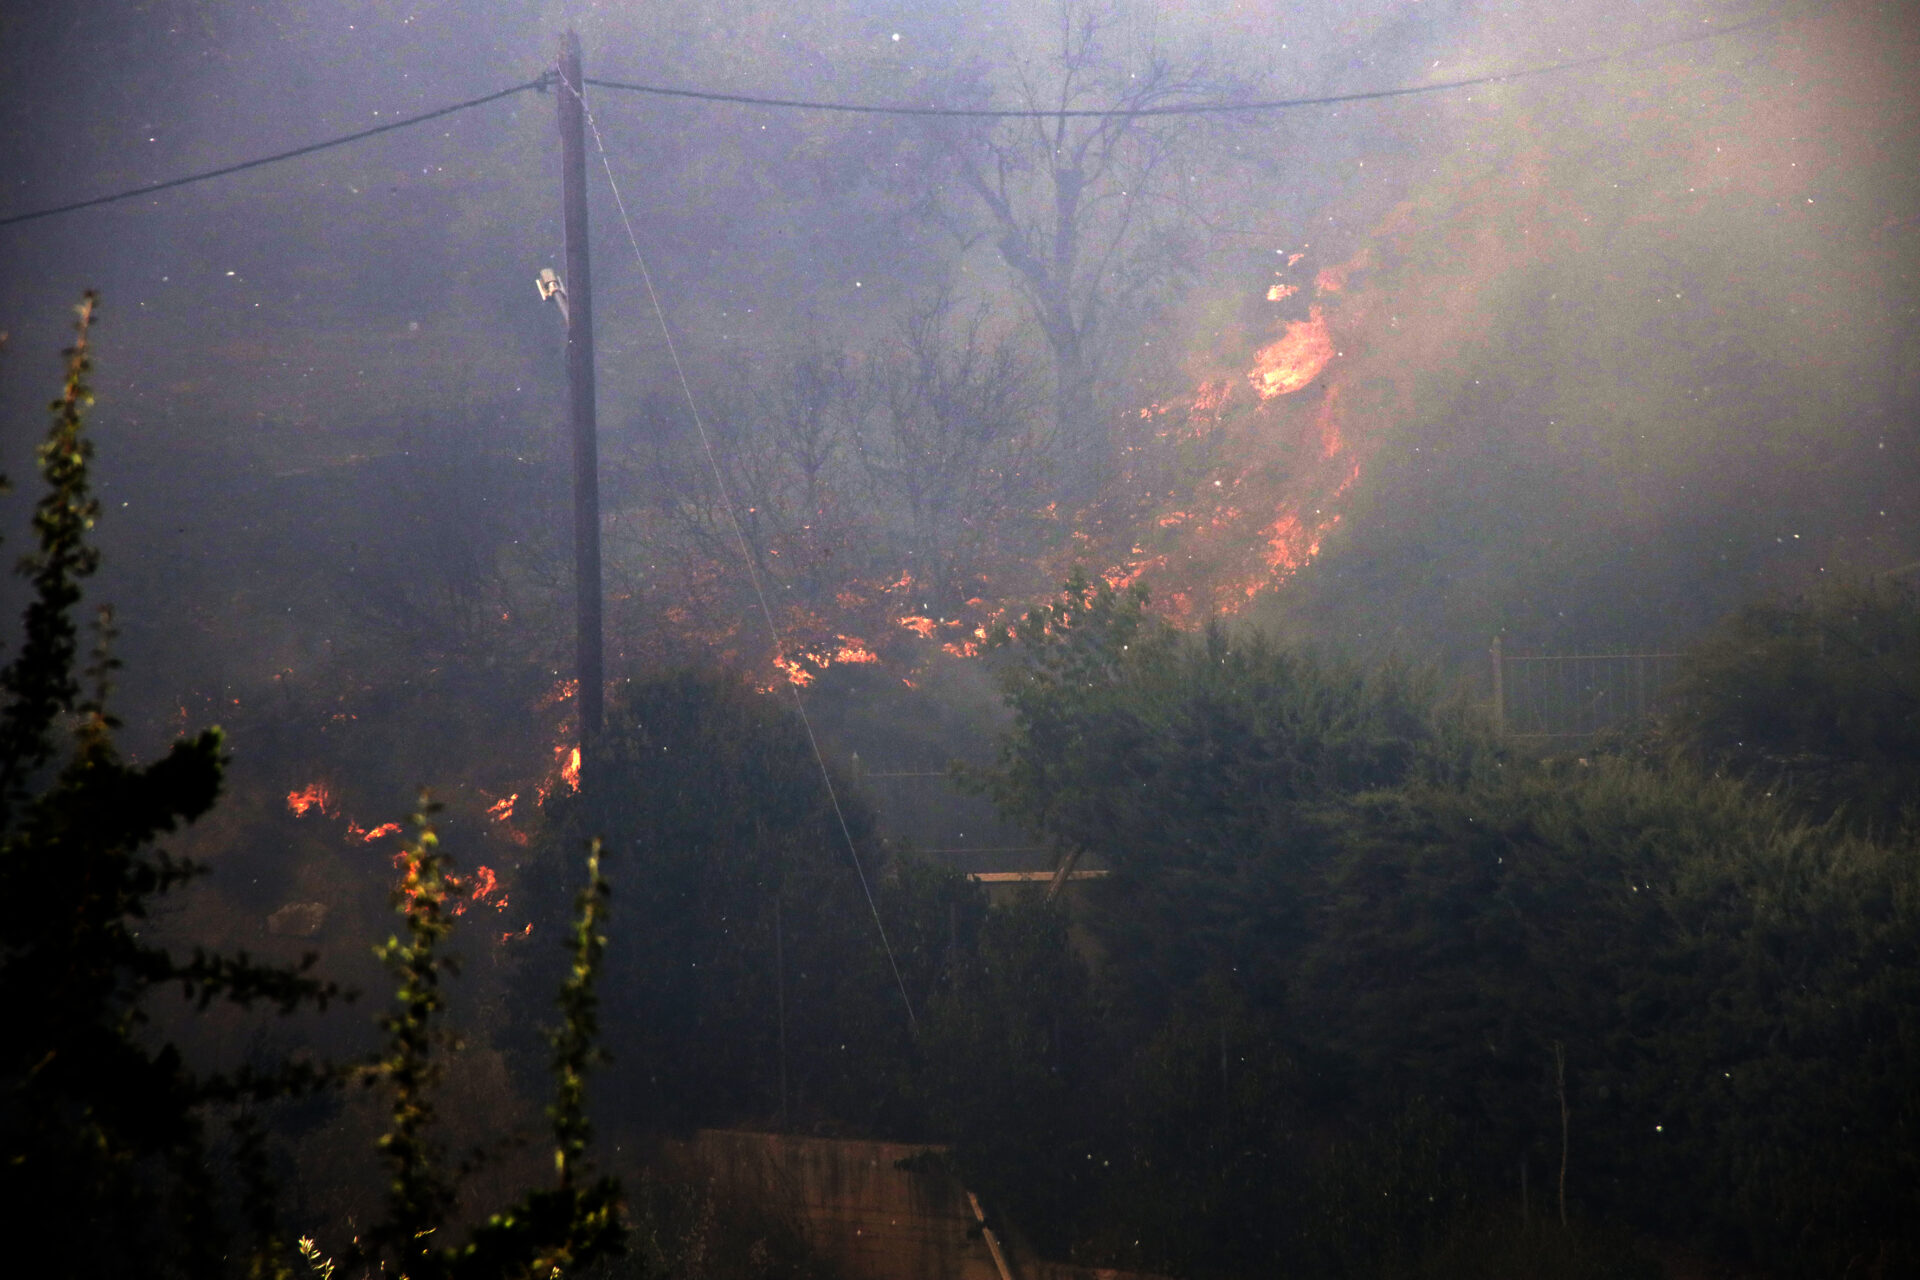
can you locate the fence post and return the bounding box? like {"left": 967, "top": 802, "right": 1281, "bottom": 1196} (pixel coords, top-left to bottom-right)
{"left": 1491, "top": 634, "right": 1505, "bottom": 735}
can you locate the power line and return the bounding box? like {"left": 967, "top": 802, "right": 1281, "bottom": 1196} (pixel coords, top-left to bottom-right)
{"left": 2, "top": 13, "right": 1781, "bottom": 231}
{"left": 584, "top": 12, "right": 1780, "bottom": 119}
{"left": 0, "top": 79, "right": 543, "bottom": 229}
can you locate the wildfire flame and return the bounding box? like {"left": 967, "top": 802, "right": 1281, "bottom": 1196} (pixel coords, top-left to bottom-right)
{"left": 286, "top": 782, "right": 334, "bottom": 818}
{"left": 533, "top": 679, "right": 583, "bottom": 807}
{"left": 769, "top": 634, "right": 884, "bottom": 687}
{"left": 536, "top": 679, "right": 579, "bottom": 711}
{"left": 291, "top": 780, "right": 406, "bottom": 845}
{"left": 469, "top": 864, "right": 509, "bottom": 914}
{"left": 1050, "top": 244, "right": 1373, "bottom": 623}
{"left": 290, "top": 774, "right": 528, "bottom": 939}
{"left": 1249, "top": 305, "right": 1335, "bottom": 399}
{"left": 596, "top": 235, "right": 1380, "bottom": 684}
{"left": 897, "top": 615, "right": 939, "bottom": 639}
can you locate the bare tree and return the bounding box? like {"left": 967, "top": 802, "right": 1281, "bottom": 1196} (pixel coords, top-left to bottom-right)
{"left": 611, "top": 290, "right": 1052, "bottom": 670}
{"left": 854, "top": 289, "right": 1046, "bottom": 614}
{"left": 920, "top": 0, "right": 1256, "bottom": 490}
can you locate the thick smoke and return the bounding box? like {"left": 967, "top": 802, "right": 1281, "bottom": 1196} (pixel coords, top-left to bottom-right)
{"left": 0, "top": 0, "right": 1914, "bottom": 734}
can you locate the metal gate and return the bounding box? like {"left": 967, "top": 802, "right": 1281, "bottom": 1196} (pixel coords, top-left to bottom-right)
{"left": 1490, "top": 636, "right": 1682, "bottom": 740}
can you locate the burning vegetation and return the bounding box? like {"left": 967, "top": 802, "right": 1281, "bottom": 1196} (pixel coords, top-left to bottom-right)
{"left": 605, "top": 244, "right": 1377, "bottom": 683}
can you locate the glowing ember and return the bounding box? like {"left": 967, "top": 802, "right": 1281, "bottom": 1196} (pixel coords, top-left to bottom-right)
{"left": 286, "top": 782, "right": 333, "bottom": 818}
{"left": 362, "top": 822, "right": 402, "bottom": 843}
{"left": 769, "top": 633, "right": 888, "bottom": 686}
{"left": 772, "top": 654, "right": 815, "bottom": 687}
{"left": 831, "top": 637, "right": 880, "bottom": 665}
{"left": 897, "top": 614, "right": 939, "bottom": 639}
{"left": 485, "top": 792, "right": 518, "bottom": 821}
{"left": 560, "top": 746, "right": 581, "bottom": 793}
{"left": 469, "top": 864, "right": 509, "bottom": 913}
{"left": 1266, "top": 282, "right": 1300, "bottom": 301}
{"left": 1249, "top": 306, "right": 1335, "bottom": 399}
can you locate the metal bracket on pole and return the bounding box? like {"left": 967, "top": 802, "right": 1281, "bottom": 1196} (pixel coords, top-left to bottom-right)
{"left": 536, "top": 267, "right": 570, "bottom": 326}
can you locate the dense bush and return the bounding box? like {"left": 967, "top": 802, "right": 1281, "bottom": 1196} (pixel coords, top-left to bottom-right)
{"left": 950, "top": 571, "right": 1920, "bottom": 1277}
{"left": 1659, "top": 576, "right": 1920, "bottom": 838}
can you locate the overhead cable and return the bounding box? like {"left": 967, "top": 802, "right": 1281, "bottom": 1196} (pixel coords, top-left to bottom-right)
{"left": 0, "top": 79, "right": 544, "bottom": 229}
{"left": 3, "top": 13, "right": 1781, "bottom": 230}
{"left": 583, "top": 12, "right": 1780, "bottom": 119}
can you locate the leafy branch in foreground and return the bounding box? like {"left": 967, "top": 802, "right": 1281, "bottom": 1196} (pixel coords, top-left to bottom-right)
{"left": 343, "top": 801, "right": 625, "bottom": 1280}
{"left": 0, "top": 294, "right": 342, "bottom": 1279}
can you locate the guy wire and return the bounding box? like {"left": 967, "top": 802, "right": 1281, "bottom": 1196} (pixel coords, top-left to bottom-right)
{"left": 557, "top": 67, "right": 919, "bottom": 1032}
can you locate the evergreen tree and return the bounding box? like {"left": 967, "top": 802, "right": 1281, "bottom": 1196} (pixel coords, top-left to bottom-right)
{"left": 1, "top": 298, "right": 631, "bottom": 1280}
{"left": 0, "top": 296, "right": 338, "bottom": 1278}
{"left": 963, "top": 572, "right": 1920, "bottom": 1276}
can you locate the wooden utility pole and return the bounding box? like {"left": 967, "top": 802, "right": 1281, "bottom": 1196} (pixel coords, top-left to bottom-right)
{"left": 556, "top": 29, "right": 604, "bottom": 750}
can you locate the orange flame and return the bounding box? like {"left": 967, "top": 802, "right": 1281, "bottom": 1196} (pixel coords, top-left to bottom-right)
{"left": 1249, "top": 306, "right": 1335, "bottom": 399}
{"left": 770, "top": 633, "right": 885, "bottom": 687}
{"left": 897, "top": 614, "right": 939, "bottom": 639}
{"left": 1314, "top": 264, "right": 1349, "bottom": 294}
{"left": 831, "top": 637, "right": 880, "bottom": 665}
{"left": 772, "top": 654, "right": 815, "bottom": 687}
{"left": 588, "top": 233, "right": 1381, "bottom": 682}
{"left": 536, "top": 678, "right": 579, "bottom": 711}
{"left": 470, "top": 864, "right": 509, "bottom": 913}
{"left": 362, "top": 822, "right": 402, "bottom": 843}
{"left": 286, "top": 782, "right": 333, "bottom": 818}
